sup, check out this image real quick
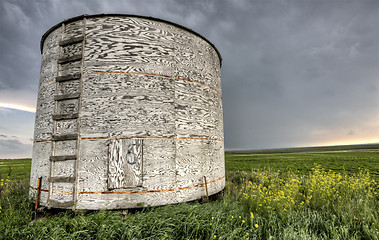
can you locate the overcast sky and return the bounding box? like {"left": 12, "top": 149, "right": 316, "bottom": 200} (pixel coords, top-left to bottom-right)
{"left": 0, "top": 0, "right": 378, "bottom": 158}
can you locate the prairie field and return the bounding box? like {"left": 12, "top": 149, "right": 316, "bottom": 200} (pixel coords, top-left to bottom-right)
{"left": 0, "top": 145, "right": 378, "bottom": 239}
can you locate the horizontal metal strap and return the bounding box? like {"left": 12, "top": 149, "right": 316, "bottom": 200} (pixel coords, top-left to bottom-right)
{"left": 54, "top": 93, "right": 80, "bottom": 101}
{"left": 31, "top": 176, "right": 225, "bottom": 195}
{"left": 50, "top": 155, "right": 77, "bottom": 161}
{"left": 58, "top": 54, "right": 82, "bottom": 64}
{"left": 53, "top": 113, "right": 78, "bottom": 120}
{"left": 56, "top": 73, "right": 81, "bottom": 82}
{"left": 59, "top": 36, "right": 84, "bottom": 46}
{"left": 49, "top": 176, "right": 76, "bottom": 183}
{"left": 52, "top": 134, "right": 78, "bottom": 141}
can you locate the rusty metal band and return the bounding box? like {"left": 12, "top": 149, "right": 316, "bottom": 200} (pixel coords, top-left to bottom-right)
{"left": 29, "top": 176, "right": 225, "bottom": 195}
{"left": 84, "top": 71, "right": 221, "bottom": 96}
{"left": 29, "top": 186, "right": 72, "bottom": 194}
{"left": 34, "top": 136, "right": 224, "bottom": 143}
{"left": 33, "top": 139, "right": 52, "bottom": 143}
{"left": 81, "top": 136, "right": 224, "bottom": 141}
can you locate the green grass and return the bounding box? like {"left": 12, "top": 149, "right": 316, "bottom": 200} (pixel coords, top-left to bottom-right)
{"left": 0, "top": 146, "right": 378, "bottom": 239}
{"left": 225, "top": 152, "right": 379, "bottom": 181}
{"left": 0, "top": 159, "right": 31, "bottom": 181}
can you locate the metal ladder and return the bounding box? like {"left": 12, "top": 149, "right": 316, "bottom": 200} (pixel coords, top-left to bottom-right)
{"left": 48, "top": 19, "right": 85, "bottom": 208}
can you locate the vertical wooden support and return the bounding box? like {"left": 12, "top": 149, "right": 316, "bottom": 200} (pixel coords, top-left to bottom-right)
{"left": 34, "top": 177, "right": 42, "bottom": 220}
{"left": 204, "top": 176, "right": 209, "bottom": 203}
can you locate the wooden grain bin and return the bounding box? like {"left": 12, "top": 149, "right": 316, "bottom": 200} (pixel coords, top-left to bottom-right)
{"left": 30, "top": 14, "right": 224, "bottom": 210}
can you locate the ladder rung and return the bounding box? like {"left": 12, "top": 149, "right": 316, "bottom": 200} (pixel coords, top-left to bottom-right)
{"left": 59, "top": 36, "right": 84, "bottom": 46}
{"left": 50, "top": 155, "right": 77, "bottom": 161}
{"left": 58, "top": 54, "right": 82, "bottom": 64}
{"left": 56, "top": 73, "right": 81, "bottom": 82}
{"left": 54, "top": 93, "right": 80, "bottom": 101}
{"left": 49, "top": 176, "right": 76, "bottom": 183}
{"left": 48, "top": 200, "right": 75, "bottom": 208}
{"left": 53, "top": 113, "right": 78, "bottom": 120}
{"left": 52, "top": 134, "right": 77, "bottom": 141}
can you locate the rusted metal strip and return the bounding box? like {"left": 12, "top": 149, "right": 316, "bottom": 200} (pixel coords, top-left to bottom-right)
{"left": 84, "top": 71, "right": 221, "bottom": 97}
{"left": 49, "top": 176, "right": 76, "bottom": 183}
{"left": 30, "top": 185, "right": 72, "bottom": 194}
{"left": 34, "top": 177, "right": 42, "bottom": 220}
{"left": 79, "top": 176, "right": 225, "bottom": 194}
{"left": 81, "top": 136, "right": 224, "bottom": 141}
{"left": 204, "top": 176, "right": 209, "bottom": 203}
{"left": 29, "top": 185, "right": 49, "bottom": 192}
{"left": 30, "top": 176, "right": 225, "bottom": 195}
{"left": 33, "top": 139, "right": 52, "bottom": 143}
{"left": 34, "top": 136, "right": 224, "bottom": 143}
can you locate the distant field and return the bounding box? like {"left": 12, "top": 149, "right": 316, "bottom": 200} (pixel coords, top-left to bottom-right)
{"left": 0, "top": 158, "right": 31, "bottom": 181}
{"left": 226, "top": 152, "right": 379, "bottom": 180}
{"left": 228, "top": 143, "right": 379, "bottom": 154}
{"left": 226, "top": 144, "right": 379, "bottom": 181}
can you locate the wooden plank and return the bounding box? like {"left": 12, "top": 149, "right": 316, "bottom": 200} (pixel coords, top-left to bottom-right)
{"left": 48, "top": 199, "right": 74, "bottom": 208}
{"left": 56, "top": 73, "right": 81, "bottom": 82}
{"left": 108, "top": 139, "right": 143, "bottom": 189}
{"left": 52, "top": 113, "right": 78, "bottom": 120}
{"left": 49, "top": 176, "right": 76, "bottom": 183}
{"left": 62, "top": 42, "right": 82, "bottom": 59}
{"left": 59, "top": 36, "right": 84, "bottom": 46}
{"left": 58, "top": 54, "right": 82, "bottom": 64}
{"left": 50, "top": 155, "right": 77, "bottom": 161}
{"left": 52, "top": 134, "right": 77, "bottom": 141}
{"left": 124, "top": 139, "right": 143, "bottom": 187}
{"left": 54, "top": 93, "right": 80, "bottom": 101}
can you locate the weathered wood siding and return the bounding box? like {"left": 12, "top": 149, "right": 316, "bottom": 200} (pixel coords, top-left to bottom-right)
{"left": 30, "top": 27, "right": 61, "bottom": 205}
{"left": 31, "top": 15, "right": 224, "bottom": 210}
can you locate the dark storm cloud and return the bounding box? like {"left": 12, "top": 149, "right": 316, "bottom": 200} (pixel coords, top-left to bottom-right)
{"left": 0, "top": 0, "right": 378, "bottom": 155}
{"left": 0, "top": 139, "right": 32, "bottom": 159}
{"left": 0, "top": 134, "right": 32, "bottom": 159}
